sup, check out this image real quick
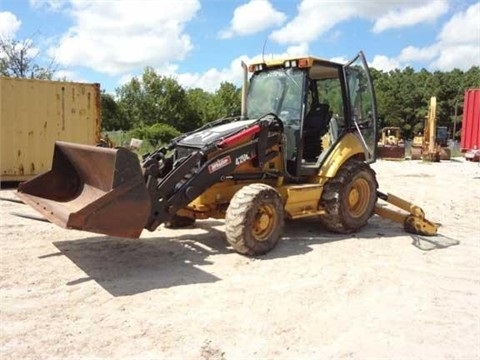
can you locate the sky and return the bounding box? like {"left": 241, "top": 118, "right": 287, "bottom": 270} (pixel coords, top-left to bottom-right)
{"left": 0, "top": 0, "right": 479, "bottom": 94}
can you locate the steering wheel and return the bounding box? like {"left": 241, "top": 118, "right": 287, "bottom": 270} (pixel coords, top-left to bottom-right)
{"left": 258, "top": 112, "right": 284, "bottom": 132}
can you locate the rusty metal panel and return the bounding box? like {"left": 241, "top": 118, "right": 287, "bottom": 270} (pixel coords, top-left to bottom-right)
{"left": 460, "top": 89, "right": 480, "bottom": 151}
{"left": 0, "top": 77, "right": 101, "bottom": 181}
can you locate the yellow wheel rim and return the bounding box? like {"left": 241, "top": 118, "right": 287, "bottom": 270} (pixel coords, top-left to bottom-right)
{"left": 253, "top": 204, "right": 277, "bottom": 241}
{"left": 347, "top": 177, "right": 371, "bottom": 218}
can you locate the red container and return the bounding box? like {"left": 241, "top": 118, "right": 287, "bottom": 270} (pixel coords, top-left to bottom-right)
{"left": 461, "top": 89, "right": 480, "bottom": 151}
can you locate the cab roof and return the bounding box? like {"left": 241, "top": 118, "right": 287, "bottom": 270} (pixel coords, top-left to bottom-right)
{"left": 251, "top": 55, "right": 343, "bottom": 68}
{"left": 249, "top": 55, "right": 343, "bottom": 80}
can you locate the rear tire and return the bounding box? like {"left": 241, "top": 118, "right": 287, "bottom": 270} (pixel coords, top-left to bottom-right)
{"left": 225, "top": 184, "right": 284, "bottom": 256}
{"left": 319, "top": 159, "right": 377, "bottom": 234}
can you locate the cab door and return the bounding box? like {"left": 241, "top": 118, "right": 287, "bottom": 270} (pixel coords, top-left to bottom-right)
{"left": 344, "top": 51, "right": 378, "bottom": 163}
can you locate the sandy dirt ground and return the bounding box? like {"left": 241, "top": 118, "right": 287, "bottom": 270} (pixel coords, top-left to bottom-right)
{"left": 1, "top": 158, "right": 479, "bottom": 359}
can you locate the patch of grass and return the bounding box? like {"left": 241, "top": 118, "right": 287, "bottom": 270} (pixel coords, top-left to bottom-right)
{"left": 450, "top": 148, "right": 463, "bottom": 158}
{"left": 102, "top": 130, "right": 156, "bottom": 154}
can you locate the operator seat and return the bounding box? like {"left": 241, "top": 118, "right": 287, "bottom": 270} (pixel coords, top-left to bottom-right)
{"left": 303, "top": 103, "right": 330, "bottom": 162}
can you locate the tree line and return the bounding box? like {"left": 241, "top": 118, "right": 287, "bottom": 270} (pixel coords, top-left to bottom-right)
{"left": 1, "top": 36, "right": 478, "bottom": 144}
{"left": 103, "top": 65, "right": 478, "bottom": 144}
{"left": 371, "top": 66, "right": 479, "bottom": 139}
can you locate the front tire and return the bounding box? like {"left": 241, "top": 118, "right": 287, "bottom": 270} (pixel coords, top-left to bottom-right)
{"left": 319, "top": 159, "right": 377, "bottom": 233}
{"left": 225, "top": 184, "right": 284, "bottom": 256}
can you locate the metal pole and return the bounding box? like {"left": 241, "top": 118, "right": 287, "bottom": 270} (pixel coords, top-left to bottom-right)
{"left": 240, "top": 61, "right": 248, "bottom": 119}
{"left": 452, "top": 99, "right": 458, "bottom": 143}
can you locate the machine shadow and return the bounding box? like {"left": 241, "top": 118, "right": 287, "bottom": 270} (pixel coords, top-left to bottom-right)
{"left": 50, "top": 220, "right": 229, "bottom": 297}
{"left": 46, "top": 217, "right": 406, "bottom": 296}
{"left": 265, "top": 215, "right": 407, "bottom": 259}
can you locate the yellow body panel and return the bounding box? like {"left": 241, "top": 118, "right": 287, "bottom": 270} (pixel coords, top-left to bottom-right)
{"left": 184, "top": 132, "right": 365, "bottom": 220}
{"left": 252, "top": 56, "right": 316, "bottom": 68}
{"left": 0, "top": 77, "right": 101, "bottom": 181}
{"left": 282, "top": 184, "right": 325, "bottom": 219}
{"left": 184, "top": 179, "right": 279, "bottom": 219}
{"left": 317, "top": 133, "right": 366, "bottom": 180}
{"left": 186, "top": 142, "right": 283, "bottom": 218}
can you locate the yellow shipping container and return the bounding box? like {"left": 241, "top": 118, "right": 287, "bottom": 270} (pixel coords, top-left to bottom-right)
{"left": 0, "top": 77, "right": 101, "bottom": 181}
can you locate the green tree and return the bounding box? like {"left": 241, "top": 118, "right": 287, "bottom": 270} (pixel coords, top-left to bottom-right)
{"left": 368, "top": 66, "right": 480, "bottom": 139}
{"left": 0, "top": 36, "right": 56, "bottom": 79}
{"left": 115, "top": 67, "right": 200, "bottom": 132}
{"left": 100, "top": 92, "right": 130, "bottom": 131}
{"left": 210, "top": 82, "right": 242, "bottom": 119}
{"left": 463, "top": 66, "right": 480, "bottom": 89}
{"left": 186, "top": 87, "right": 216, "bottom": 125}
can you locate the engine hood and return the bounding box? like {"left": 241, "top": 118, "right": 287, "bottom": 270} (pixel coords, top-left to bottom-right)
{"left": 177, "top": 119, "right": 257, "bottom": 148}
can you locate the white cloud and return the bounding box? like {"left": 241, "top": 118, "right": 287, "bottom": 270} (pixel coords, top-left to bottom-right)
{"left": 0, "top": 12, "right": 21, "bottom": 38}
{"left": 431, "top": 44, "right": 480, "bottom": 70}
{"left": 53, "top": 69, "right": 89, "bottom": 83}
{"left": 372, "top": 0, "right": 449, "bottom": 33}
{"left": 29, "top": 0, "right": 66, "bottom": 11}
{"left": 26, "top": 0, "right": 476, "bottom": 94}
{"left": 269, "top": 0, "right": 448, "bottom": 45}
{"left": 49, "top": 0, "right": 200, "bottom": 76}
{"left": 285, "top": 42, "right": 309, "bottom": 56}
{"left": 438, "top": 2, "right": 480, "bottom": 44}
{"left": 329, "top": 56, "right": 349, "bottom": 65}
{"left": 398, "top": 45, "right": 438, "bottom": 63}
{"left": 175, "top": 55, "right": 250, "bottom": 92}
{"left": 384, "top": 2, "right": 480, "bottom": 71}
{"left": 106, "top": 57, "right": 247, "bottom": 93}
{"left": 219, "top": 0, "right": 286, "bottom": 39}
{"left": 430, "top": 2, "right": 480, "bottom": 70}
{"left": 270, "top": 0, "right": 356, "bottom": 44}
{"left": 370, "top": 55, "right": 402, "bottom": 72}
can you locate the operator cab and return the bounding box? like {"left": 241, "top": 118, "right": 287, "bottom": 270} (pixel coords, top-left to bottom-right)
{"left": 245, "top": 53, "right": 377, "bottom": 178}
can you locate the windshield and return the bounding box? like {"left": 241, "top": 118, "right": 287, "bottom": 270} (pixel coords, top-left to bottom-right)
{"left": 246, "top": 68, "right": 305, "bottom": 124}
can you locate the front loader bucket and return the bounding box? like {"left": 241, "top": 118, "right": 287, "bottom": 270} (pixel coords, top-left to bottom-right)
{"left": 377, "top": 145, "right": 406, "bottom": 160}
{"left": 17, "top": 141, "right": 151, "bottom": 238}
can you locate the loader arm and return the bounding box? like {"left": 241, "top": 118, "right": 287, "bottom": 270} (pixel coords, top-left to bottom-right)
{"left": 142, "top": 119, "right": 282, "bottom": 231}
{"left": 374, "top": 191, "right": 439, "bottom": 236}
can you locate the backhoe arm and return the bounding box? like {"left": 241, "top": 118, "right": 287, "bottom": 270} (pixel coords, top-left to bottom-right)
{"left": 375, "top": 191, "right": 439, "bottom": 236}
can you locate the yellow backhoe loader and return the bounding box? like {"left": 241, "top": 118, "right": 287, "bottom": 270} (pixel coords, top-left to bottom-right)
{"left": 17, "top": 52, "right": 438, "bottom": 255}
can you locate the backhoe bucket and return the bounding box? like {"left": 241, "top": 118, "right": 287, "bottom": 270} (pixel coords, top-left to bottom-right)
{"left": 17, "top": 141, "right": 151, "bottom": 238}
